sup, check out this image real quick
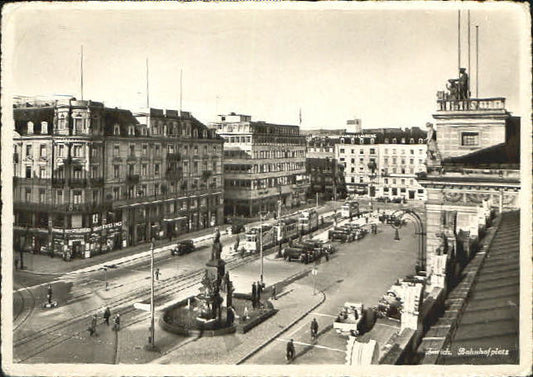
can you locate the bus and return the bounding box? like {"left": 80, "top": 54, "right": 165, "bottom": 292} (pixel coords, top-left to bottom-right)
{"left": 341, "top": 201, "right": 359, "bottom": 219}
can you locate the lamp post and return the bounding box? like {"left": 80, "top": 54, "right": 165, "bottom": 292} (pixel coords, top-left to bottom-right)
{"left": 147, "top": 237, "right": 156, "bottom": 350}
{"left": 259, "top": 212, "right": 264, "bottom": 286}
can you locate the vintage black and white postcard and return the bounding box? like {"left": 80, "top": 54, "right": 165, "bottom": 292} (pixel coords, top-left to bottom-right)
{"left": 1, "top": 1, "right": 531, "bottom": 377}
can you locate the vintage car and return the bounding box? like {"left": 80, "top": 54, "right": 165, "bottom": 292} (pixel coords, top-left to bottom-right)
{"left": 376, "top": 291, "right": 402, "bottom": 320}
{"left": 328, "top": 228, "right": 354, "bottom": 243}
{"left": 170, "top": 240, "right": 195, "bottom": 256}
{"left": 333, "top": 302, "right": 365, "bottom": 336}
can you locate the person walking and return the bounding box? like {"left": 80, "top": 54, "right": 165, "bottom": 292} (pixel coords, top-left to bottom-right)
{"left": 113, "top": 313, "right": 121, "bottom": 331}
{"left": 286, "top": 339, "right": 295, "bottom": 362}
{"left": 103, "top": 307, "right": 111, "bottom": 326}
{"left": 47, "top": 284, "right": 53, "bottom": 305}
{"left": 251, "top": 282, "right": 257, "bottom": 309}
{"left": 155, "top": 268, "right": 161, "bottom": 281}
{"left": 311, "top": 318, "right": 319, "bottom": 340}
{"left": 88, "top": 314, "right": 97, "bottom": 336}
{"left": 271, "top": 284, "right": 277, "bottom": 300}
{"left": 256, "top": 281, "right": 262, "bottom": 308}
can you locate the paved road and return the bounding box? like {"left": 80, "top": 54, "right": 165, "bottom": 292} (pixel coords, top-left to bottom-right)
{"left": 12, "top": 202, "right": 422, "bottom": 365}
{"left": 244, "top": 223, "right": 418, "bottom": 364}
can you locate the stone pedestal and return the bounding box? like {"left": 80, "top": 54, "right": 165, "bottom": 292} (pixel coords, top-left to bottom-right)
{"left": 205, "top": 258, "right": 226, "bottom": 286}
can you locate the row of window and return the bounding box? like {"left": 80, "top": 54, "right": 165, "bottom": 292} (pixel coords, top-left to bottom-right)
{"left": 224, "top": 175, "right": 297, "bottom": 189}
{"left": 21, "top": 187, "right": 220, "bottom": 212}
{"left": 224, "top": 161, "right": 305, "bottom": 174}
{"left": 347, "top": 177, "right": 418, "bottom": 186}
{"left": 339, "top": 137, "right": 425, "bottom": 145}
{"left": 338, "top": 147, "right": 425, "bottom": 156}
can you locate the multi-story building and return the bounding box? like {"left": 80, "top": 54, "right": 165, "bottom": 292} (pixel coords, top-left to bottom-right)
{"left": 13, "top": 97, "right": 223, "bottom": 259}
{"left": 306, "top": 136, "right": 346, "bottom": 201}
{"left": 210, "top": 113, "right": 308, "bottom": 218}
{"left": 335, "top": 128, "right": 427, "bottom": 201}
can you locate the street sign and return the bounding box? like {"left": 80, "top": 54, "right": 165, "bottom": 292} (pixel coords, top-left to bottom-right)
{"left": 133, "top": 303, "right": 151, "bottom": 312}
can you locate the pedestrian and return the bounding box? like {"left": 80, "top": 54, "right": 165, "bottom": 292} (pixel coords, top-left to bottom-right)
{"left": 113, "top": 313, "right": 121, "bottom": 331}
{"left": 243, "top": 306, "right": 249, "bottom": 321}
{"left": 47, "top": 284, "right": 53, "bottom": 305}
{"left": 311, "top": 318, "right": 319, "bottom": 340}
{"left": 88, "top": 314, "right": 97, "bottom": 336}
{"left": 325, "top": 250, "right": 329, "bottom": 262}
{"left": 14, "top": 258, "right": 19, "bottom": 270}
{"left": 256, "top": 281, "right": 262, "bottom": 307}
{"left": 286, "top": 339, "right": 295, "bottom": 362}
{"left": 155, "top": 268, "right": 160, "bottom": 281}
{"left": 103, "top": 307, "right": 111, "bottom": 326}
{"left": 271, "top": 284, "right": 277, "bottom": 300}
{"left": 251, "top": 282, "right": 257, "bottom": 309}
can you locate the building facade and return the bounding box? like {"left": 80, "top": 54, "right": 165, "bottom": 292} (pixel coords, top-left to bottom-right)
{"left": 306, "top": 136, "right": 347, "bottom": 201}
{"left": 335, "top": 128, "right": 428, "bottom": 201}
{"left": 210, "top": 113, "right": 308, "bottom": 218}
{"left": 420, "top": 73, "right": 520, "bottom": 287}
{"left": 13, "top": 97, "right": 223, "bottom": 259}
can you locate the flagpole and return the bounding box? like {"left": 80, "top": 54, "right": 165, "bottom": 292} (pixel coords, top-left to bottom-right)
{"left": 80, "top": 45, "right": 84, "bottom": 100}
{"left": 458, "top": 10, "right": 461, "bottom": 73}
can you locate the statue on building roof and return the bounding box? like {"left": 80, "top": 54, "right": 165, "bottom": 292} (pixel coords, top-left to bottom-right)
{"left": 426, "top": 123, "right": 442, "bottom": 172}
{"left": 458, "top": 68, "right": 470, "bottom": 100}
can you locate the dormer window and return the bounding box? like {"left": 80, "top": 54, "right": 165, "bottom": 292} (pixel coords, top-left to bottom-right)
{"left": 193, "top": 128, "right": 198, "bottom": 138}
{"left": 128, "top": 125, "right": 135, "bottom": 136}
{"left": 418, "top": 138, "right": 424, "bottom": 144}
{"left": 114, "top": 124, "right": 120, "bottom": 135}
{"left": 41, "top": 121, "right": 48, "bottom": 134}
{"left": 359, "top": 138, "right": 364, "bottom": 144}
{"left": 384, "top": 138, "right": 389, "bottom": 143}
{"left": 409, "top": 138, "right": 415, "bottom": 144}
{"left": 401, "top": 138, "right": 406, "bottom": 144}
{"left": 392, "top": 138, "right": 397, "bottom": 144}
{"left": 27, "top": 121, "right": 34, "bottom": 134}
{"left": 340, "top": 138, "right": 345, "bottom": 144}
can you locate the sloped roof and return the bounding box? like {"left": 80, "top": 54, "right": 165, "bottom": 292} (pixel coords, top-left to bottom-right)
{"left": 442, "top": 142, "right": 520, "bottom": 168}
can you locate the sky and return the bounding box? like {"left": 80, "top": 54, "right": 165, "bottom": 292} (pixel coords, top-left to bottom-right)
{"left": 2, "top": 2, "right": 528, "bottom": 130}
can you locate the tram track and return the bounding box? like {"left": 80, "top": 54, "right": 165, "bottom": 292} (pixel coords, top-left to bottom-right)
{"left": 13, "top": 223, "right": 334, "bottom": 363}
{"left": 14, "top": 283, "right": 37, "bottom": 333}
{"left": 13, "top": 250, "right": 264, "bottom": 363}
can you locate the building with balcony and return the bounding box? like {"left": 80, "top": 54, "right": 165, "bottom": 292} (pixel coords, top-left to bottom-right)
{"left": 13, "top": 97, "right": 223, "bottom": 259}
{"left": 210, "top": 113, "right": 308, "bottom": 218}
{"left": 335, "top": 128, "right": 427, "bottom": 201}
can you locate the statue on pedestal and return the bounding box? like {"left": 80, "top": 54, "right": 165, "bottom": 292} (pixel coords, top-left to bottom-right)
{"left": 211, "top": 228, "right": 222, "bottom": 261}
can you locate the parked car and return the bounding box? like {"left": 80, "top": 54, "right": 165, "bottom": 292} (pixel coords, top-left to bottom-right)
{"left": 171, "top": 240, "right": 195, "bottom": 256}
{"left": 334, "top": 302, "right": 366, "bottom": 336}
{"left": 281, "top": 247, "right": 306, "bottom": 262}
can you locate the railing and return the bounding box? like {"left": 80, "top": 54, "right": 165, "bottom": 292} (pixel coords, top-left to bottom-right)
{"left": 436, "top": 97, "right": 506, "bottom": 112}
{"left": 70, "top": 178, "right": 88, "bottom": 188}
{"left": 52, "top": 178, "right": 66, "bottom": 187}
{"left": 14, "top": 177, "right": 51, "bottom": 186}
{"left": 165, "top": 169, "right": 183, "bottom": 180}
{"left": 125, "top": 174, "right": 140, "bottom": 185}
{"left": 127, "top": 155, "right": 137, "bottom": 162}
{"left": 167, "top": 153, "right": 181, "bottom": 162}
{"left": 90, "top": 178, "right": 104, "bottom": 186}
{"left": 112, "top": 156, "right": 122, "bottom": 162}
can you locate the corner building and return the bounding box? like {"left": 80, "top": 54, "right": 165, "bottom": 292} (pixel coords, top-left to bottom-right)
{"left": 13, "top": 97, "right": 223, "bottom": 259}
{"left": 210, "top": 113, "right": 308, "bottom": 218}
{"left": 335, "top": 128, "right": 427, "bottom": 201}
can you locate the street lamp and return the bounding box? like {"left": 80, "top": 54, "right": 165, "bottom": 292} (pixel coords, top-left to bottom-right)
{"left": 259, "top": 212, "right": 265, "bottom": 286}
{"left": 147, "top": 237, "right": 157, "bottom": 351}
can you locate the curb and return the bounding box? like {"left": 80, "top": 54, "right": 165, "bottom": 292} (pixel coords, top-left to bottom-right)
{"left": 235, "top": 288, "right": 327, "bottom": 364}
